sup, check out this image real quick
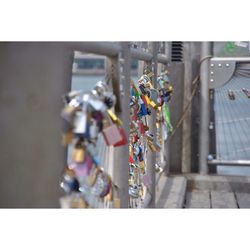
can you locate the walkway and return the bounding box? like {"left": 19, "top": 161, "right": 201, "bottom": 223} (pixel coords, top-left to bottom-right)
{"left": 156, "top": 174, "right": 250, "bottom": 208}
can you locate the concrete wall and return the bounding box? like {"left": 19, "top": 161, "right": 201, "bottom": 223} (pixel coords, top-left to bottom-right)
{"left": 0, "top": 42, "right": 73, "bottom": 207}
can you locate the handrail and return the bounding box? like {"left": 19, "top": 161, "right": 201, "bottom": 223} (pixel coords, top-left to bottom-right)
{"left": 67, "top": 42, "right": 169, "bottom": 64}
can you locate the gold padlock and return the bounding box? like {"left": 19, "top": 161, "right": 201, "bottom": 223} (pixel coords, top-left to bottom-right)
{"left": 139, "top": 161, "right": 145, "bottom": 174}
{"left": 62, "top": 131, "right": 74, "bottom": 145}
{"left": 72, "top": 147, "right": 85, "bottom": 163}
{"left": 149, "top": 100, "right": 157, "bottom": 109}
{"left": 147, "top": 141, "right": 157, "bottom": 152}
{"left": 107, "top": 109, "right": 122, "bottom": 126}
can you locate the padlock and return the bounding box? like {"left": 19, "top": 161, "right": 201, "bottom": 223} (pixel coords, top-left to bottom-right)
{"left": 131, "top": 80, "right": 142, "bottom": 97}
{"left": 87, "top": 96, "right": 107, "bottom": 113}
{"left": 72, "top": 144, "right": 85, "bottom": 163}
{"left": 129, "top": 185, "right": 140, "bottom": 199}
{"left": 139, "top": 85, "right": 147, "bottom": 95}
{"left": 61, "top": 104, "right": 78, "bottom": 123}
{"left": 114, "top": 127, "right": 128, "bottom": 147}
{"left": 129, "top": 154, "right": 135, "bottom": 164}
{"left": 140, "top": 94, "right": 150, "bottom": 106}
{"left": 149, "top": 88, "right": 160, "bottom": 105}
{"left": 89, "top": 119, "right": 99, "bottom": 140}
{"left": 102, "top": 124, "right": 123, "bottom": 146}
{"left": 91, "top": 169, "right": 112, "bottom": 198}
{"left": 163, "top": 103, "right": 173, "bottom": 132}
{"left": 103, "top": 92, "right": 116, "bottom": 109}
{"left": 62, "top": 131, "right": 74, "bottom": 145}
{"left": 154, "top": 163, "right": 164, "bottom": 173}
{"left": 139, "top": 161, "right": 145, "bottom": 174}
{"left": 137, "top": 98, "right": 148, "bottom": 117}
{"left": 93, "top": 81, "right": 109, "bottom": 96}
{"left": 60, "top": 168, "right": 79, "bottom": 193}
{"left": 73, "top": 109, "right": 88, "bottom": 136}
{"left": 63, "top": 90, "right": 83, "bottom": 104}
{"left": 107, "top": 109, "right": 122, "bottom": 126}
{"left": 138, "top": 121, "right": 145, "bottom": 135}
{"left": 71, "top": 153, "right": 93, "bottom": 177}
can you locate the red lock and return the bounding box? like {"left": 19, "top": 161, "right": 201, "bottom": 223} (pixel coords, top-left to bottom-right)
{"left": 138, "top": 121, "right": 145, "bottom": 135}
{"left": 114, "top": 127, "right": 128, "bottom": 147}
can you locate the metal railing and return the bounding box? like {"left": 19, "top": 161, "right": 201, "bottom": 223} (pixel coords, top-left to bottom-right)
{"left": 199, "top": 42, "right": 250, "bottom": 174}
{"left": 69, "top": 42, "right": 169, "bottom": 208}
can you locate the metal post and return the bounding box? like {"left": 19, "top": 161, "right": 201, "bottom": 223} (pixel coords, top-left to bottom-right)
{"left": 199, "top": 42, "right": 212, "bottom": 174}
{"left": 112, "top": 42, "right": 130, "bottom": 208}
{"left": 145, "top": 42, "right": 159, "bottom": 208}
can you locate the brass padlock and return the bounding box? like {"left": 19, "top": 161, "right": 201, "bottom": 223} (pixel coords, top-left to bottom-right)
{"left": 62, "top": 131, "right": 74, "bottom": 145}
{"left": 73, "top": 146, "right": 85, "bottom": 163}
{"left": 107, "top": 109, "right": 122, "bottom": 126}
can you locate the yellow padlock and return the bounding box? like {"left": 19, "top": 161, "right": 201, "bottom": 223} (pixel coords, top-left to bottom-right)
{"left": 107, "top": 109, "right": 122, "bottom": 126}
{"left": 62, "top": 131, "right": 74, "bottom": 145}
{"left": 72, "top": 147, "right": 85, "bottom": 163}
{"left": 149, "top": 100, "right": 157, "bottom": 109}
{"left": 144, "top": 95, "right": 150, "bottom": 105}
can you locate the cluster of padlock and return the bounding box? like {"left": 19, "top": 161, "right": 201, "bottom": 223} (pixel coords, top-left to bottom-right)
{"left": 59, "top": 81, "right": 127, "bottom": 208}
{"left": 128, "top": 71, "right": 173, "bottom": 207}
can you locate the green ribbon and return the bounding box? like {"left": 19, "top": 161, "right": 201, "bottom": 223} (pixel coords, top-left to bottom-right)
{"left": 163, "top": 103, "right": 173, "bottom": 133}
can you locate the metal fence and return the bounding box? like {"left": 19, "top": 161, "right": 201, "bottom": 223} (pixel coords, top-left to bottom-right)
{"left": 69, "top": 42, "right": 169, "bottom": 208}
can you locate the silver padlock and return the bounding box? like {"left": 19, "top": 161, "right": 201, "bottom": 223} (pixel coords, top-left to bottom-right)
{"left": 73, "top": 104, "right": 88, "bottom": 135}
{"left": 89, "top": 119, "right": 99, "bottom": 139}
{"left": 129, "top": 185, "right": 139, "bottom": 199}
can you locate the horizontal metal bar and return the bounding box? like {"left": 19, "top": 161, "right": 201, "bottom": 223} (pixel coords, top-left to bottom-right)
{"left": 130, "top": 48, "right": 153, "bottom": 61}
{"left": 211, "top": 57, "right": 250, "bottom": 62}
{"left": 67, "top": 42, "right": 169, "bottom": 64}
{"left": 67, "top": 42, "right": 121, "bottom": 57}
{"left": 157, "top": 54, "right": 169, "bottom": 64}
{"left": 208, "top": 159, "right": 250, "bottom": 166}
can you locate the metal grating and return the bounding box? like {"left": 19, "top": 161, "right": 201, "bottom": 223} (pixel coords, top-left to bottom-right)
{"left": 171, "top": 42, "right": 183, "bottom": 62}
{"left": 214, "top": 75, "right": 250, "bottom": 175}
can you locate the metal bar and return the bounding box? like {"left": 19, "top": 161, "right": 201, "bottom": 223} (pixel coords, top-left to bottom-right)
{"left": 67, "top": 42, "right": 121, "bottom": 57}
{"left": 144, "top": 42, "right": 160, "bottom": 208}
{"left": 112, "top": 42, "right": 130, "bottom": 208}
{"left": 211, "top": 57, "right": 250, "bottom": 62}
{"left": 68, "top": 42, "right": 169, "bottom": 64}
{"left": 130, "top": 48, "right": 168, "bottom": 64}
{"left": 157, "top": 54, "right": 168, "bottom": 65}
{"left": 199, "top": 42, "right": 212, "bottom": 174}
{"left": 130, "top": 48, "right": 153, "bottom": 62}
{"left": 208, "top": 159, "right": 250, "bottom": 166}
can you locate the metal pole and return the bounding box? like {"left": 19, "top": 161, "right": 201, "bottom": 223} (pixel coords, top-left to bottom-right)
{"left": 199, "top": 42, "right": 212, "bottom": 174}
{"left": 145, "top": 42, "right": 159, "bottom": 208}
{"left": 112, "top": 42, "right": 130, "bottom": 208}
{"left": 66, "top": 42, "right": 168, "bottom": 65}
{"left": 208, "top": 159, "right": 250, "bottom": 167}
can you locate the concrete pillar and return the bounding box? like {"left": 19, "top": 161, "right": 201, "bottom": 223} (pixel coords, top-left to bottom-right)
{"left": 0, "top": 42, "right": 73, "bottom": 207}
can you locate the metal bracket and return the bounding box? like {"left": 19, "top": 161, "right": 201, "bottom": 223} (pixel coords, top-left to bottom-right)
{"left": 209, "top": 58, "right": 236, "bottom": 89}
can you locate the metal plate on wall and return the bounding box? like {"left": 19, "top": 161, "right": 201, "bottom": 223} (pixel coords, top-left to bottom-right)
{"left": 209, "top": 58, "right": 236, "bottom": 89}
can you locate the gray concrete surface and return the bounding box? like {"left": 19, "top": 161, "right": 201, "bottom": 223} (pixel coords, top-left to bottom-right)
{"left": 156, "top": 175, "right": 187, "bottom": 208}
{"left": 0, "top": 43, "right": 73, "bottom": 207}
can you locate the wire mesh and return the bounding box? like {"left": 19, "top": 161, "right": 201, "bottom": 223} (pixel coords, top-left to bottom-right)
{"left": 214, "top": 75, "right": 250, "bottom": 175}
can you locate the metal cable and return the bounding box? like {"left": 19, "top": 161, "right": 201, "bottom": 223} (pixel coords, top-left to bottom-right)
{"left": 156, "top": 55, "right": 212, "bottom": 185}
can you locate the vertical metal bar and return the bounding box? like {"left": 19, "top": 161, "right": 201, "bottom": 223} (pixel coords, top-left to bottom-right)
{"left": 199, "top": 42, "right": 212, "bottom": 174}
{"left": 146, "top": 42, "right": 159, "bottom": 208}
{"left": 113, "top": 42, "right": 130, "bottom": 208}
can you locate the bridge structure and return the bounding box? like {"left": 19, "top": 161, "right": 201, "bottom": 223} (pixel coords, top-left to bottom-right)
{"left": 0, "top": 41, "right": 250, "bottom": 208}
